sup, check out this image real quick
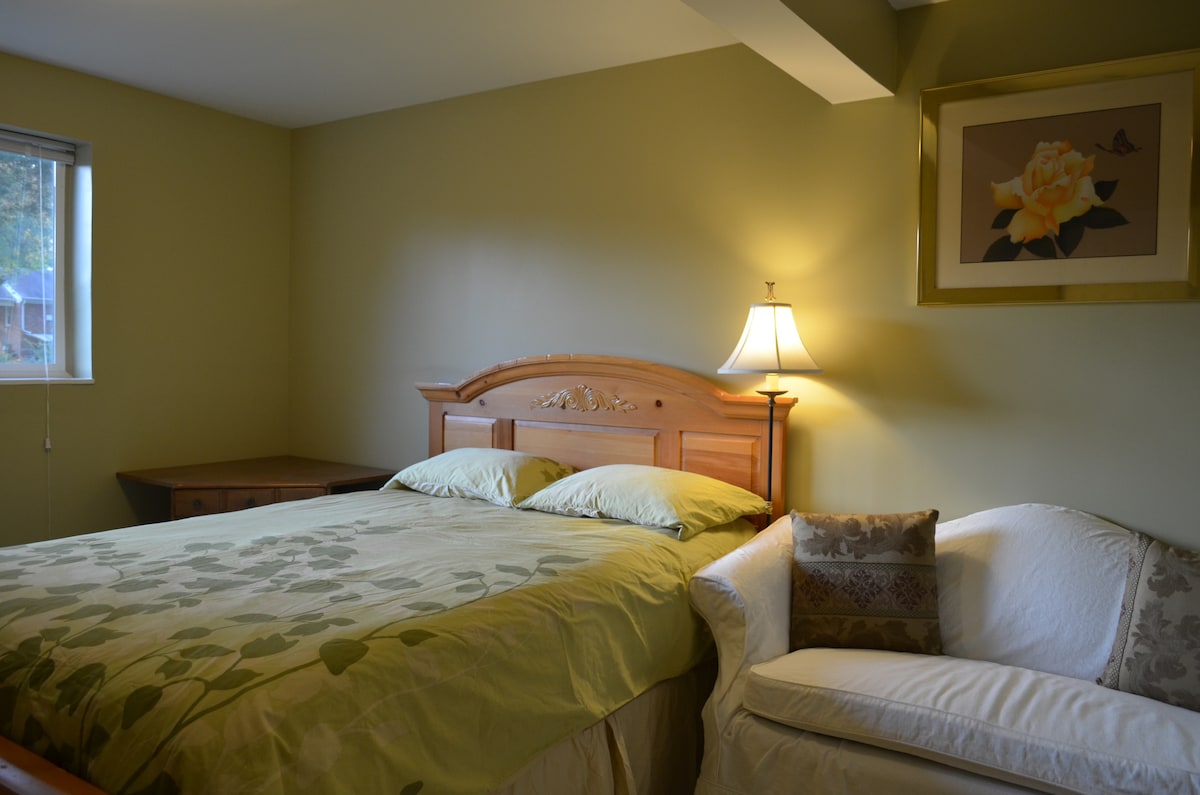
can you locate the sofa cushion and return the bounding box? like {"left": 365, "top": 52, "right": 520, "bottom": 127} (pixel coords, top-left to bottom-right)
{"left": 745, "top": 647, "right": 1200, "bottom": 795}
{"left": 936, "top": 503, "right": 1130, "bottom": 681}
{"left": 1101, "top": 531, "right": 1200, "bottom": 711}
{"left": 790, "top": 510, "right": 941, "bottom": 655}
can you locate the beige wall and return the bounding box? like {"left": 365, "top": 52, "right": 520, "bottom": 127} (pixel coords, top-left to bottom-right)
{"left": 291, "top": 0, "right": 1200, "bottom": 546}
{"left": 0, "top": 54, "right": 292, "bottom": 544}
{"left": 3, "top": 0, "right": 1199, "bottom": 549}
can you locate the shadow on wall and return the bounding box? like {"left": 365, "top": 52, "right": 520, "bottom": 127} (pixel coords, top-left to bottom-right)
{"left": 117, "top": 481, "right": 171, "bottom": 526}
{"left": 814, "top": 317, "right": 983, "bottom": 420}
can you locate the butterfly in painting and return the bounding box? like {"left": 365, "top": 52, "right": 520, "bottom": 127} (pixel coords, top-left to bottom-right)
{"left": 1097, "top": 128, "right": 1141, "bottom": 155}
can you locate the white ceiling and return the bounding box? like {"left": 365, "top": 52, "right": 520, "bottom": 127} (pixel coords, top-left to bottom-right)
{"left": 0, "top": 0, "right": 939, "bottom": 129}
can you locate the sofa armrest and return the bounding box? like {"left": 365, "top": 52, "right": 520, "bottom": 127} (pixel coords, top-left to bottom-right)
{"left": 689, "top": 515, "right": 793, "bottom": 727}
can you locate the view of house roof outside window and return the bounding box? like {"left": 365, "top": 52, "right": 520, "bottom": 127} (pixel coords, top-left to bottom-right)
{"left": 0, "top": 149, "right": 58, "bottom": 369}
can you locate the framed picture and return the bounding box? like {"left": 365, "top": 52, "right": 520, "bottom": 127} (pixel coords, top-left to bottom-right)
{"left": 918, "top": 49, "right": 1200, "bottom": 305}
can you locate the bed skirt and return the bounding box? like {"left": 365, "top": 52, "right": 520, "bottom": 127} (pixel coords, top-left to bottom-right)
{"left": 495, "top": 660, "right": 716, "bottom": 795}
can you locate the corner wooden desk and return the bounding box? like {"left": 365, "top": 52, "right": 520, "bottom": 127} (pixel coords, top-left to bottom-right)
{"left": 117, "top": 455, "right": 395, "bottom": 520}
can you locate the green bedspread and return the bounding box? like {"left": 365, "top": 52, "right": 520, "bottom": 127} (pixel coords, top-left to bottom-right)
{"left": 0, "top": 490, "right": 753, "bottom": 794}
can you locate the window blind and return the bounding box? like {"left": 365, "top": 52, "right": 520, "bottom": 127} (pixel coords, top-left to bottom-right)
{"left": 0, "top": 128, "right": 76, "bottom": 165}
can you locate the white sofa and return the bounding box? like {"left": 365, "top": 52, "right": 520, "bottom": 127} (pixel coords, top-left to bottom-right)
{"left": 688, "top": 503, "right": 1200, "bottom": 794}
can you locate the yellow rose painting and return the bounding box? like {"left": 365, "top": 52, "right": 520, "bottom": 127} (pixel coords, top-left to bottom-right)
{"left": 984, "top": 139, "right": 1128, "bottom": 261}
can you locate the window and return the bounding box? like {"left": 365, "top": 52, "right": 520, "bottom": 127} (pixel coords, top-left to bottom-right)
{"left": 0, "top": 127, "right": 91, "bottom": 382}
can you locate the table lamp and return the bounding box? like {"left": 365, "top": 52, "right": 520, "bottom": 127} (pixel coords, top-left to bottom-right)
{"left": 718, "top": 281, "right": 822, "bottom": 509}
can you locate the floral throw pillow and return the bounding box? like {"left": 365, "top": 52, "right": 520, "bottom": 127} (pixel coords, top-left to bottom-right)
{"left": 1100, "top": 532, "right": 1200, "bottom": 712}
{"left": 790, "top": 509, "right": 942, "bottom": 655}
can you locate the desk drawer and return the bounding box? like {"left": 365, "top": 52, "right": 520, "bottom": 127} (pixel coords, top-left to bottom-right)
{"left": 172, "top": 489, "right": 225, "bottom": 518}
{"left": 171, "top": 487, "right": 328, "bottom": 518}
{"left": 226, "top": 489, "right": 278, "bottom": 511}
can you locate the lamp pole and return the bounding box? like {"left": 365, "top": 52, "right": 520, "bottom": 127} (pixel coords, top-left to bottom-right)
{"left": 756, "top": 386, "right": 786, "bottom": 512}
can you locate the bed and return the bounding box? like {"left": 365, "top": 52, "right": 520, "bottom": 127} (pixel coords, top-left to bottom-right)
{"left": 0, "top": 354, "right": 792, "bottom": 795}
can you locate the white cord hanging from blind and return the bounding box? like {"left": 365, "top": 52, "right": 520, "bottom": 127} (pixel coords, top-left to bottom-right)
{"left": 0, "top": 129, "right": 76, "bottom": 164}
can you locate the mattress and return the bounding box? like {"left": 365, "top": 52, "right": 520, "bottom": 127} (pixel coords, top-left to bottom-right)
{"left": 0, "top": 489, "right": 753, "bottom": 794}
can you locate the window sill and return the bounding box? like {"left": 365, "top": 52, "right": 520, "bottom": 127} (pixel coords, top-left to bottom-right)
{"left": 0, "top": 377, "right": 94, "bottom": 385}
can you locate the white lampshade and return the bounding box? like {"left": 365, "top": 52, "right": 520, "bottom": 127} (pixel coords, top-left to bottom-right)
{"left": 718, "top": 300, "right": 822, "bottom": 377}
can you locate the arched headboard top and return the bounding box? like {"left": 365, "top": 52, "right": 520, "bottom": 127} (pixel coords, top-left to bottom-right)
{"left": 417, "top": 354, "right": 793, "bottom": 520}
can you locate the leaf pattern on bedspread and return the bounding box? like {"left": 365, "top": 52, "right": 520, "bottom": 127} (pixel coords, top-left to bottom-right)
{"left": 0, "top": 510, "right": 589, "bottom": 792}
{"left": 0, "top": 491, "right": 748, "bottom": 795}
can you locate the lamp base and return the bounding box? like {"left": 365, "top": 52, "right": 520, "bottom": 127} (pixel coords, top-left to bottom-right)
{"left": 755, "top": 389, "right": 788, "bottom": 514}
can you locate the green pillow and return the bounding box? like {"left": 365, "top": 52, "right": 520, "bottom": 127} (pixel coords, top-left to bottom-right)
{"left": 517, "top": 464, "right": 768, "bottom": 540}
{"left": 387, "top": 448, "right": 574, "bottom": 508}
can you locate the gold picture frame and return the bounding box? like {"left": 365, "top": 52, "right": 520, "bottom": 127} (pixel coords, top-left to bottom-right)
{"left": 918, "top": 49, "right": 1200, "bottom": 305}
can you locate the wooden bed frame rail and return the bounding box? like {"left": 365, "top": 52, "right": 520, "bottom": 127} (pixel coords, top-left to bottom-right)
{"left": 0, "top": 736, "right": 105, "bottom": 795}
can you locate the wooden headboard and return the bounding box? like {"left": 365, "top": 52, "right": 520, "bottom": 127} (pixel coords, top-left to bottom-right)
{"left": 417, "top": 354, "right": 794, "bottom": 520}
